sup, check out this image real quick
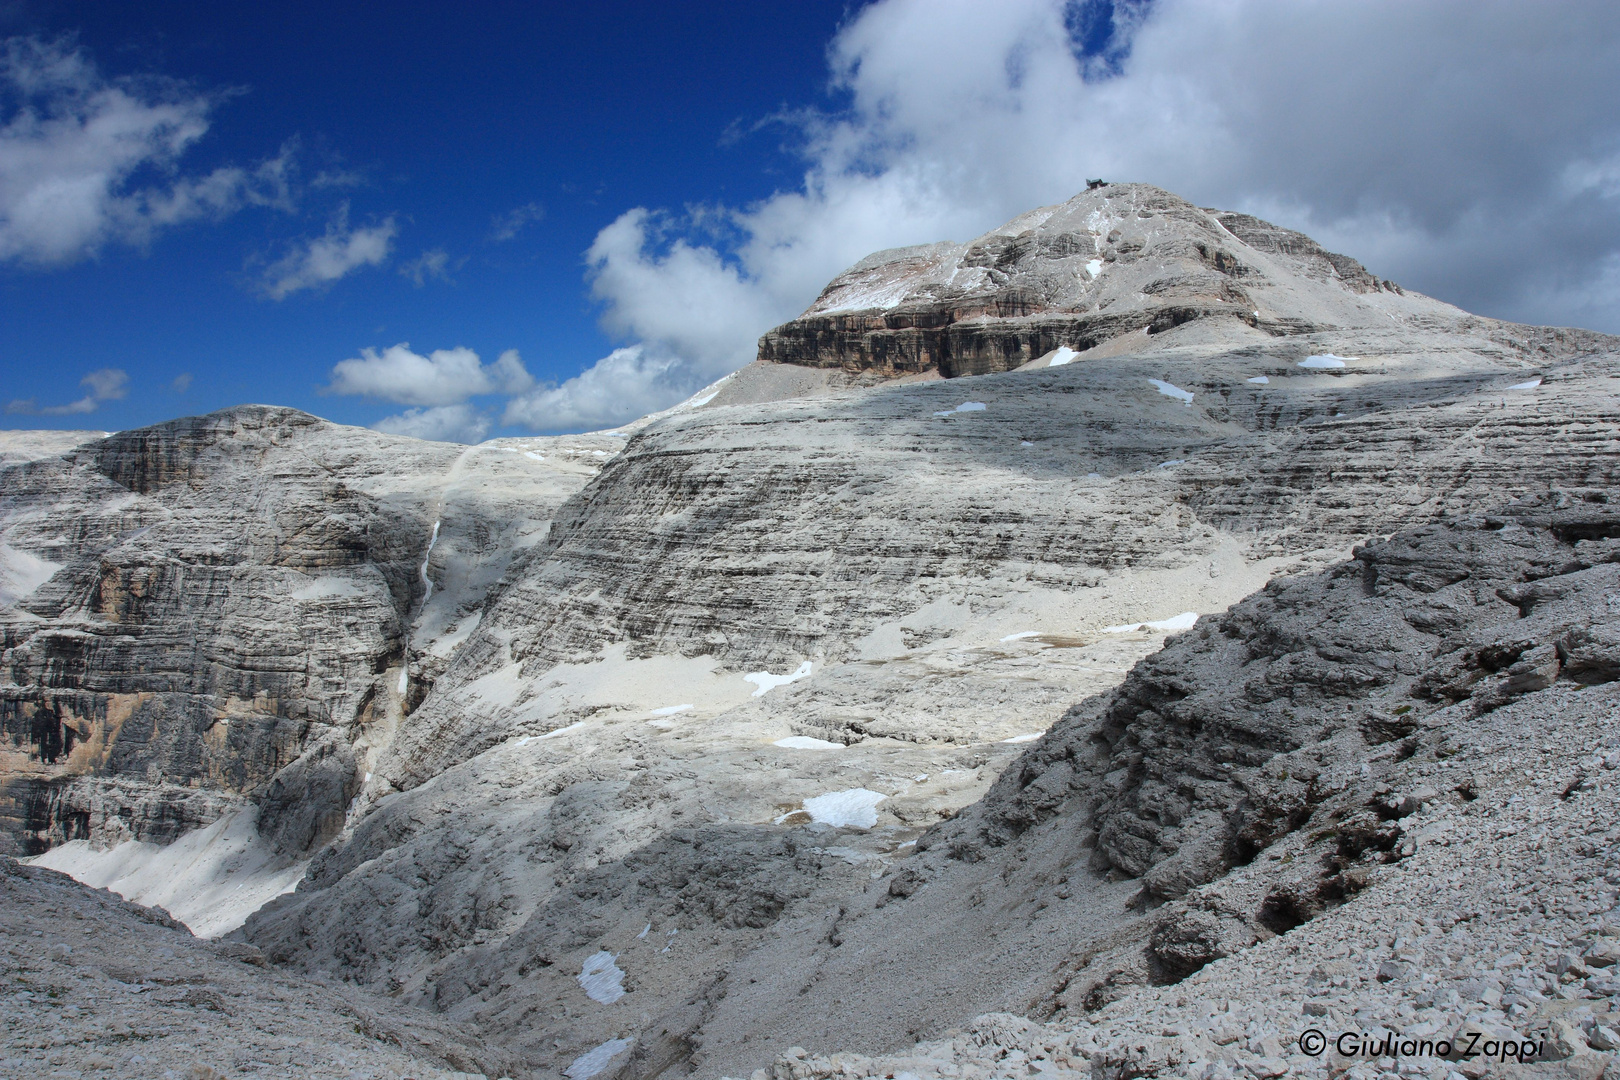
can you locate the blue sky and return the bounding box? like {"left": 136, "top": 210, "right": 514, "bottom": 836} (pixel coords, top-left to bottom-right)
{"left": 4, "top": 1, "right": 1620, "bottom": 440}
{"left": 0, "top": 1, "right": 857, "bottom": 436}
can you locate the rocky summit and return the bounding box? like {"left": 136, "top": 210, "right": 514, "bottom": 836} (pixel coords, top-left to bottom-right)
{"left": 3, "top": 183, "right": 1620, "bottom": 1080}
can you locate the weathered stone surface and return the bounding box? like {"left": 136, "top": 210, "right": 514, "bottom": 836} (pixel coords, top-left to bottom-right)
{"left": 756, "top": 183, "right": 1606, "bottom": 379}
{"left": 9, "top": 184, "right": 1620, "bottom": 1080}
{"left": 0, "top": 406, "right": 620, "bottom": 860}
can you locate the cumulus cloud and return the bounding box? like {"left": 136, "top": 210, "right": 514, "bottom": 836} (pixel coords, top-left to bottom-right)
{"left": 0, "top": 35, "right": 294, "bottom": 265}
{"left": 259, "top": 203, "right": 396, "bottom": 299}
{"left": 6, "top": 366, "right": 127, "bottom": 415}
{"left": 502, "top": 345, "right": 697, "bottom": 432}
{"left": 551, "top": 0, "right": 1620, "bottom": 428}
{"left": 325, "top": 343, "right": 533, "bottom": 407}
{"left": 371, "top": 404, "right": 491, "bottom": 444}
{"left": 489, "top": 201, "right": 544, "bottom": 242}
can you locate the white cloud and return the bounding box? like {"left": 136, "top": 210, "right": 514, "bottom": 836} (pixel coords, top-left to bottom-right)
{"left": 398, "top": 247, "right": 454, "bottom": 286}
{"left": 0, "top": 35, "right": 294, "bottom": 265}
{"left": 503, "top": 345, "right": 697, "bottom": 432}
{"left": 325, "top": 343, "right": 533, "bottom": 407}
{"left": 489, "top": 201, "right": 544, "bottom": 242}
{"left": 371, "top": 404, "right": 491, "bottom": 444}
{"left": 5, "top": 366, "right": 127, "bottom": 415}
{"left": 555, "top": 0, "right": 1620, "bottom": 426}
{"left": 260, "top": 204, "right": 396, "bottom": 299}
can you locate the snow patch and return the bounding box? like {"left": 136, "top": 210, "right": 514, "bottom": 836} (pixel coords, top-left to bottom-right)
{"left": 774, "top": 736, "right": 845, "bottom": 750}
{"left": 1157, "top": 459, "right": 1185, "bottom": 469}
{"left": 1103, "top": 611, "right": 1199, "bottom": 634}
{"left": 1246, "top": 376, "right": 1269, "bottom": 384}
{"left": 1299, "top": 354, "right": 1352, "bottom": 369}
{"left": 516, "top": 721, "right": 586, "bottom": 746}
{"left": 567, "top": 1038, "right": 635, "bottom": 1080}
{"left": 577, "top": 951, "right": 626, "bottom": 1004}
{"left": 649, "top": 704, "right": 693, "bottom": 716}
{"left": 686, "top": 393, "right": 718, "bottom": 409}
{"left": 26, "top": 807, "right": 306, "bottom": 938}
{"left": 1048, "top": 346, "right": 1080, "bottom": 367}
{"left": 1509, "top": 377, "right": 1543, "bottom": 390}
{"left": 744, "top": 661, "right": 813, "bottom": 697}
{"left": 1148, "top": 379, "right": 1194, "bottom": 405}
{"left": 1000, "top": 631, "right": 1040, "bottom": 642}
{"left": 801, "top": 789, "right": 887, "bottom": 829}
{"left": 933, "top": 401, "right": 987, "bottom": 417}
{"left": 0, "top": 545, "right": 62, "bottom": 606}
{"left": 1001, "top": 733, "right": 1043, "bottom": 744}
{"left": 1086, "top": 259, "right": 1105, "bottom": 278}
{"left": 525, "top": 451, "right": 545, "bottom": 461}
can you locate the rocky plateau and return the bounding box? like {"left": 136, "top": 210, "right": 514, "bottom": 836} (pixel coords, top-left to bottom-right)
{"left": 3, "top": 183, "right": 1620, "bottom": 1080}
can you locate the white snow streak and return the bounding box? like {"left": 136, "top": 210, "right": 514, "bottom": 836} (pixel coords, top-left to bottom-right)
{"left": 774, "top": 736, "right": 845, "bottom": 750}
{"left": 933, "top": 401, "right": 987, "bottom": 417}
{"left": 1048, "top": 346, "right": 1080, "bottom": 367}
{"left": 649, "top": 704, "right": 693, "bottom": 716}
{"left": 1148, "top": 379, "right": 1194, "bottom": 404}
{"left": 744, "top": 661, "right": 813, "bottom": 696}
{"left": 1509, "top": 377, "right": 1543, "bottom": 389}
{"left": 567, "top": 1038, "right": 635, "bottom": 1079}
{"left": 1000, "top": 631, "right": 1040, "bottom": 642}
{"left": 1247, "top": 376, "right": 1269, "bottom": 384}
{"left": 577, "top": 951, "right": 626, "bottom": 1004}
{"left": 1299, "top": 354, "right": 1352, "bottom": 369}
{"left": 1001, "top": 733, "right": 1043, "bottom": 744}
{"left": 1103, "top": 611, "right": 1199, "bottom": 634}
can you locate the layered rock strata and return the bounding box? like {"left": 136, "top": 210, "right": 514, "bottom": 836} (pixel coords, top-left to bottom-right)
{"left": 0, "top": 407, "right": 620, "bottom": 864}
{"left": 755, "top": 183, "right": 1603, "bottom": 378}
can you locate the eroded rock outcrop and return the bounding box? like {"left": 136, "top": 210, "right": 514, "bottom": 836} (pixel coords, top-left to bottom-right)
{"left": 0, "top": 407, "right": 618, "bottom": 869}
{"left": 756, "top": 183, "right": 1603, "bottom": 378}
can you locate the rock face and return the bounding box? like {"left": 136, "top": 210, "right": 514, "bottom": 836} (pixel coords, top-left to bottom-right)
{"left": 755, "top": 183, "right": 1599, "bottom": 378}
{"left": 0, "top": 856, "right": 517, "bottom": 1078}
{"left": 0, "top": 407, "right": 620, "bottom": 866}
{"left": 703, "top": 502, "right": 1620, "bottom": 1080}
{"left": 6, "top": 183, "right": 1620, "bottom": 1080}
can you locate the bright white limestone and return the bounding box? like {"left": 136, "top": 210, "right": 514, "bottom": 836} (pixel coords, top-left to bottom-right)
{"left": 744, "top": 661, "right": 813, "bottom": 697}
{"left": 1247, "top": 376, "right": 1269, "bottom": 384}
{"left": 566, "top": 1037, "right": 635, "bottom": 1079}
{"left": 576, "top": 951, "right": 626, "bottom": 1004}
{"left": 802, "top": 789, "right": 887, "bottom": 829}
{"left": 774, "top": 736, "right": 845, "bottom": 750}
{"left": 1103, "top": 611, "right": 1199, "bottom": 634}
{"left": 1299, "top": 354, "right": 1353, "bottom": 368}
{"left": 1148, "top": 379, "right": 1193, "bottom": 405}
{"left": 398, "top": 519, "right": 442, "bottom": 693}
